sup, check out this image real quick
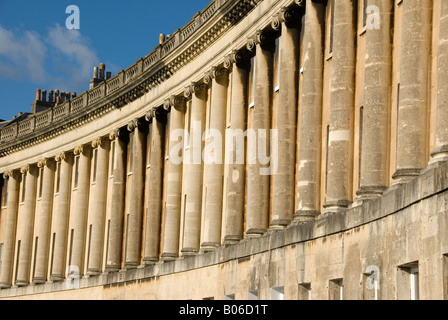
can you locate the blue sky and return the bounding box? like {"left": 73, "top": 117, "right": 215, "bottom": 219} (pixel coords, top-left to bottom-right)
{"left": 0, "top": 0, "right": 211, "bottom": 121}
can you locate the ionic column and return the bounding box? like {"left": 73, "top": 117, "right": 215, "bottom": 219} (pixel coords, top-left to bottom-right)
{"left": 0, "top": 171, "right": 20, "bottom": 289}
{"left": 106, "top": 128, "right": 127, "bottom": 271}
{"left": 182, "top": 83, "right": 207, "bottom": 255}
{"left": 246, "top": 30, "right": 274, "bottom": 236}
{"left": 393, "top": 0, "right": 432, "bottom": 184}
{"left": 430, "top": 1, "right": 448, "bottom": 164}
{"left": 143, "top": 108, "right": 165, "bottom": 263}
{"left": 270, "top": 7, "right": 301, "bottom": 229}
{"left": 295, "top": 0, "right": 325, "bottom": 222}
{"left": 70, "top": 145, "right": 91, "bottom": 276}
{"left": 323, "top": 0, "right": 356, "bottom": 214}
{"left": 357, "top": 0, "right": 393, "bottom": 200}
{"left": 161, "top": 96, "right": 185, "bottom": 260}
{"left": 33, "top": 158, "right": 56, "bottom": 284}
{"left": 51, "top": 152, "right": 73, "bottom": 282}
{"left": 16, "top": 165, "right": 38, "bottom": 286}
{"left": 201, "top": 67, "right": 228, "bottom": 251}
{"left": 87, "top": 137, "right": 110, "bottom": 275}
{"left": 222, "top": 51, "right": 249, "bottom": 245}
{"left": 125, "top": 119, "right": 147, "bottom": 268}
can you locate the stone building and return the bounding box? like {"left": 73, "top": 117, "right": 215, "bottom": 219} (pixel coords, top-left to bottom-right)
{"left": 0, "top": 0, "right": 447, "bottom": 300}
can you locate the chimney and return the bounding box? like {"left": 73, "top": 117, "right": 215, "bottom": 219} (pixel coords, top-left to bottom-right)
{"left": 36, "top": 89, "right": 41, "bottom": 101}
{"left": 42, "top": 90, "right": 47, "bottom": 102}
{"left": 106, "top": 72, "right": 111, "bottom": 80}
{"left": 94, "top": 67, "right": 99, "bottom": 79}
{"left": 49, "top": 90, "right": 54, "bottom": 103}
{"left": 99, "top": 63, "right": 106, "bottom": 80}
{"left": 72, "top": 92, "right": 77, "bottom": 99}
{"left": 159, "top": 33, "right": 166, "bottom": 44}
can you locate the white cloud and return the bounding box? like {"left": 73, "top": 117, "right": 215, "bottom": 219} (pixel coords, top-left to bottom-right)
{"left": 0, "top": 23, "right": 99, "bottom": 92}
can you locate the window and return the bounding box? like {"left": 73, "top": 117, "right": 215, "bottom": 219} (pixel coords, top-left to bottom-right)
{"left": 110, "top": 140, "right": 116, "bottom": 177}
{"left": 14, "top": 240, "right": 20, "bottom": 282}
{"left": 21, "top": 172, "right": 27, "bottom": 203}
{"left": 270, "top": 286, "right": 284, "bottom": 300}
{"left": 38, "top": 168, "right": 44, "bottom": 199}
{"left": 397, "top": 262, "right": 419, "bottom": 300}
{"left": 55, "top": 162, "right": 61, "bottom": 194}
{"left": 363, "top": 271, "right": 380, "bottom": 300}
{"left": 92, "top": 148, "right": 98, "bottom": 183}
{"left": 443, "top": 255, "right": 448, "bottom": 300}
{"left": 329, "top": 279, "right": 343, "bottom": 300}
{"left": 248, "top": 56, "right": 256, "bottom": 108}
{"left": 248, "top": 290, "right": 258, "bottom": 300}
{"left": 68, "top": 229, "right": 74, "bottom": 267}
{"left": 273, "top": 36, "right": 281, "bottom": 92}
{"left": 298, "top": 283, "right": 312, "bottom": 300}
{"left": 329, "top": 0, "right": 335, "bottom": 54}
{"left": 74, "top": 156, "right": 80, "bottom": 189}
{"left": 128, "top": 133, "right": 134, "bottom": 174}
{"left": 246, "top": 167, "right": 252, "bottom": 232}
{"left": 0, "top": 243, "right": 3, "bottom": 272}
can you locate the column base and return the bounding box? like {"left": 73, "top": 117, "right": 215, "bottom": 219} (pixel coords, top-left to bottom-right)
{"left": 32, "top": 277, "right": 47, "bottom": 285}
{"left": 354, "top": 186, "right": 387, "bottom": 206}
{"left": 15, "top": 279, "right": 29, "bottom": 287}
{"left": 105, "top": 265, "right": 121, "bottom": 273}
{"left": 124, "top": 262, "right": 139, "bottom": 270}
{"left": 245, "top": 228, "right": 266, "bottom": 238}
{"left": 50, "top": 274, "right": 65, "bottom": 282}
{"left": 161, "top": 253, "right": 178, "bottom": 262}
{"left": 200, "top": 242, "right": 220, "bottom": 253}
{"left": 0, "top": 282, "right": 11, "bottom": 289}
{"left": 86, "top": 269, "right": 101, "bottom": 277}
{"left": 293, "top": 210, "right": 320, "bottom": 223}
{"left": 322, "top": 200, "right": 352, "bottom": 215}
{"left": 391, "top": 168, "right": 421, "bottom": 186}
{"left": 269, "top": 219, "right": 291, "bottom": 231}
{"left": 142, "top": 257, "right": 159, "bottom": 265}
{"left": 223, "top": 235, "right": 242, "bottom": 246}
{"left": 181, "top": 248, "right": 199, "bottom": 256}
{"left": 429, "top": 147, "right": 448, "bottom": 166}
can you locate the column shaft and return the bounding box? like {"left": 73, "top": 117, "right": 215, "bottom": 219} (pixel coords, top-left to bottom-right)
{"left": 358, "top": 0, "right": 393, "bottom": 199}
{"left": 393, "top": 0, "right": 432, "bottom": 183}
{"left": 87, "top": 139, "right": 110, "bottom": 275}
{"left": 0, "top": 171, "right": 20, "bottom": 289}
{"left": 247, "top": 39, "right": 273, "bottom": 236}
{"left": 296, "top": 0, "right": 325, "bottom": 221}
{"left": 51, "top": 153, "right": 73, "bottom": 281}
{"left": 125, "top": 122, "right": 146, "bottom": 268}
{"left": 223, "top": 56, "right": 248, "bottom": 245}
{"left": 16, "top": 166, "right": 38, "bottom": 286}
{"left": 323, "top": 0, "right": 356, "bottom": 213}
{"left": 33, "top": 159, "right": 56, "bottom": 284}
{"left": 70, "top": 146, "right": 91, "bottom": 275}
{"left": 106, "top": 131, "right": 127, "bottom": 271}
{"left": 202, "top": 69, "right": 228, "bottom": 250}
{"left": 143, "top": 113, "right": 165, "bottom": 263}
{"left": 161, "top": 98, "right": 185, "bottom": 260}
{"left": 182, "top": 84, "right": 207, "bottom": 255}
{"left": 271, "top": 18, "right": 300, "bottom": 228}
{"left": 430, "top": 0, "right": 448, "bottom": 164}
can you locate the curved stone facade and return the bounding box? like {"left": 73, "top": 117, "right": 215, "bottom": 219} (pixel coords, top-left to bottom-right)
{"left": 0, "top": 0, "right": 448, "bottom": 300}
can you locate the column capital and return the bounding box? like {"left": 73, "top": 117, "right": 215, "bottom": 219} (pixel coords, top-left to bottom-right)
{"left": 74, "top": 144, "right": 91, "bottom": 156}
{"left": 3, "top": 169, "right": 19, "bottom": 180}
{"left": 127, "top": 118, "right": 146, "bottom": 132}
{"left": 164, "top": 95, "right": 186, "bottom": 112}
{"left": 247, "top": 29, "right": 275, "bottom": 52}
{"left": 92, "top": 136, "right": 106, "bottom": 148}
{"left": 37, "top": 158, "right": 55, "bottom": 168}
{"left": 224, "top": 50, "right": 251, "bottom": 70}
{"left": 184, "top": 82, "right": 207, "bottom": 99}
{"left": 203, "top": 67, "right": 228, "bottom": 85}
{"left": 272, "top": 6, "right": 303, "bottom": 30}
{"left": 20, "top": 165, "right": 30, "bottom": 174}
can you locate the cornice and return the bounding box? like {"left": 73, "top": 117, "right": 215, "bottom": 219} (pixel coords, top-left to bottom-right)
{"left": 0, "top": 0, "right": 265, "bottom": 158}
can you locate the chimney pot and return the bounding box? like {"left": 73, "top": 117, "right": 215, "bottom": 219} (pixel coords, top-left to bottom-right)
{"left": 42, "top": 90, "right": 47, "bottom": 102}
{"left": 106, "top": 72, "right": 111, "bottom": 80}
{"left": 99, "top": 63, "right": 106, "bottom": 80}
{"left": 159, "top": 33, "right": 166, "bottom": 44}
{"left": 36, "top": 89, "right": 41, "bottom": 101}
{"left": 94, "top": 67, "right": 99, "bottom": 79}
{"left": 72, "top": 92, "right": 77, "bottom": 99}
{"left": 49, "top": 90, "right": 54, "bottom": 103}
